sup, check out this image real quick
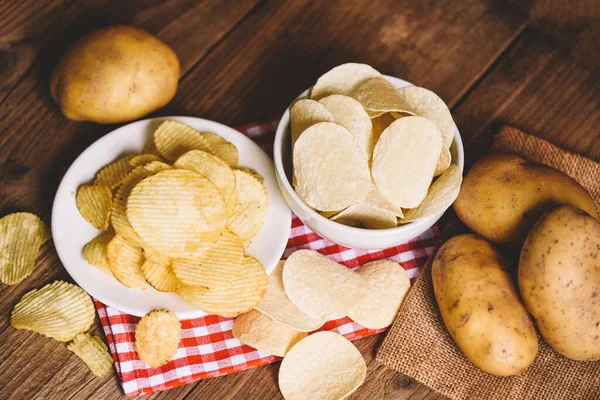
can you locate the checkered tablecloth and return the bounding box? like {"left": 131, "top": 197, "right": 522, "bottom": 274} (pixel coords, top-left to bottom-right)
{"left": 95, "top": 118, "right": 440, "bottom": 397}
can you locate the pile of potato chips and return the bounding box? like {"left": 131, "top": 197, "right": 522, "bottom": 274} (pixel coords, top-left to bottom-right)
{"left": 77, "top": 120, "right": 269, "bottom": 317}
{"left": 291, "top": 63, "right": 462, "bottom": 229}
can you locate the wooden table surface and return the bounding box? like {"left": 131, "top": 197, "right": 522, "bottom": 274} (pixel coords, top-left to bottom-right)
{"left": 1, "top": 1, "right": 598, "bottom": 399}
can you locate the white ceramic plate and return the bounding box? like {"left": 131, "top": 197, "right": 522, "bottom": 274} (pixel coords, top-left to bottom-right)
{"left": 52, "top": 116, "right": 291, "bottom": 318}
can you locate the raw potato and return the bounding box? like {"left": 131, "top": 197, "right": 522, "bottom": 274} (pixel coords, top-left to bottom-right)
{"left": 432, "top": 234, "right": 538, "bottom": 376}
{"left": 50, "top": 25, "right": 179, "bottom": 124}
{"left": 454, "top": 154, "right": 599, "bottom": 246}
{"left": 519, "top": 206, "right": 600, "bottom": 361}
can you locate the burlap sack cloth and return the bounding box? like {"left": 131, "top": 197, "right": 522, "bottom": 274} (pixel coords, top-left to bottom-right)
{"left": 376, "top": 126, "right": 600, "bottom": 400}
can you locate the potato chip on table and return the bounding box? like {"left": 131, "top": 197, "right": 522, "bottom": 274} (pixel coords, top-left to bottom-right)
{"left": 135, "top": 309, "right": 181, "bottom": 368}
{"left": 68, "top": 333, "right": 114, "bottom": 377}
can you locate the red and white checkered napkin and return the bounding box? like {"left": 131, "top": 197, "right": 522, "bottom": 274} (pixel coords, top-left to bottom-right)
{"left": 94, "top": 118, "right": 440, "bottom": 397}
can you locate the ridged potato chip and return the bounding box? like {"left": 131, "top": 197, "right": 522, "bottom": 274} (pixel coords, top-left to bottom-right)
{"left": 135, "top": 310, "right": 181, "bottom": 368}
{"left": 227, "top": 169, "right": 268, "bottom": 240}
{"left": 233, "top": 309, "right": 307, "bottom": 357}
{"left": 282, "top": 250, "right": 369, "bottom": 320}
{"left": 143, "top": 160, "right": 173, "bottom": 173}
{"left": 200, "top": 133, "right": 238, "bottom": 167}
{"left": 236, "top": 167, "right": 264, "bottom": 184}
{"left": 129, "top": 154, "right": 163, "bottom": 167}
{"left": 0, "top": 212, "right": 50, "bottom": 285}
{"left": 278, "top": 331, "right": 366, "bottom": 400}
{"left": 332, "top": 203, "right": 397, "bottom": 229}
{"left": 141, "top": 259, "right": 180, "bottom": 292}
{"left": 290, "top": 99, "right": 335, "bottom": 147}
{"left": 293, "top": 122, "right": 370, "bottom": 212}
{"left": 142, "top": 138, "right": 161, "bottom": 156}
{"left": 318, "top": 94, "right": 374, "bottom": 159}
{"left": 176, "top": 256, "right": 267, "bottom": 317}
{"left": 127, "top": 169, "right": 226, "bottom": 257}
{"left": 255, "top": 261, "right": 325, "bottom": 332}
{"left": 94, "top": 155, "right": 135, "bottom": 189}
{"left": 434, "top": 145, "right": 452, "bottom": 177}
{"left": 351, "top": 77, "right": 413, "bottom": 117}
{"left": 154, "top": 120, "right": 215, "bottom": 162}
{"left": 403, "top": 164, "right": 462, "bottom": 222}
{"left": 11, "top": 280, "right": 95, "bottom": 341}
{"left": 67, "top": 333, "right": 114, "bottom": 377}
{"left": 83, "top": 232, "right": 113, "bottom": 275}
{"left": 106, "top": 235, "right": 151, "bottom": 289}
{"left": 310, "top": 63, "right": 382, "bottom": 101}
{"left": 372, "top": 116, "right": 442, "bottom": 208}
{"left": 347, "top": 260, "right": 410, "bottom": 329}
{"left": 76, "top": 184, "right": 112, "bottom": 231}
{"left": 171, "top": 230, "right": 244, "bottom": 288}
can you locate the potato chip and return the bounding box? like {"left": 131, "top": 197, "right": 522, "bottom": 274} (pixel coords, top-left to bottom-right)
{"left": 332, "top": 203, "right": 397, "bottom": 229}
{"left": 171, "top": 230, "right": 244, "bottom": 288}
{"left": 318, "top": 94, "right": 374, "bottom": 159}
{"left": 127, "top": 169, "right": 226, "bottom": 257}
{"left": 76, "top": 184, "right": 112, "bottom": 231}
{"left": 434, "top": 145, "right": 452, "bottom": 177}
{"left": 67, "top": 333, "right": 114, "bottom": 377}
{"left": 278, "top": 331, "right": 366, "bottom": 400}
{"left": 143, "top": 160, "right": 173, "bottom": 173}
{"left": 351, "top": 77, "right": 413, "bottom": 117}
{"left": 310, "top": 63, "right": 382, "bottom": 101}
{"left": 135, "top": 310, "right": 181, "bottom": 368}
{"left": 372, "top": 116, "right": 442, "bottom": 208}
{"left": 236, "top": 167, "right": 264, "bottom": 184}
{"left": 330, "top": 217, "right": 361, "bottom": 228}
{"left": 176, "top": 256, "right": 267, "bottom": 317}
{"left": 293, "top": 122, "right": 370, "bottom": 212}
{"left": 154, "top": 120, "right": 215, "bottom": 162}
{"left": 371, "top": 112, "right": 397, "bottom": 144}
{"left": 227, "top": 169, "right": 268, "bottom": 240}
{"left": 200, "top": 133, "right": 238, "bottom": 167}
{"left": 233, "top": 309, "right": 307, "bottom": 357}
{"left": 361, "top": 185, "right": 404, "bottom": 218}
{"left": 11, "top": 280, "right": 95, "bottom": 341}
{"left": 129, "top": 154, "right": 163, "bottom": 167}
{"left": 397, "top": 85, "right": 454, "bottom": 148}
{"left": 94, "top": 155, "right": 135, "bottom": 189}
{"left": 290, "top": 99, "right": 335, "bottom": 147}
{"left": 403, "top": 164, "right": 462, "bottom": 222}
{"left": 0, "top": 212, "right": 50, "bottom": 285}
{"left": 83, "top": 232, "right": 113, "bottom": 275}
{"left": 282, "top": 250, "right": 369, "bottom": 320}
{"left": 106, "top": 235, "right": 151, "bottom": 289}
{"left": 141, "top": 259, "right": 180, "bottom": 292}
{"left": 255, "top": 261, "right": 325, "bottom": 332}
{"left": 347, "top": 260, "right": 410, "bottom": 329}
{"left": 142, "top": 137, "right": 161, "bottom": 156}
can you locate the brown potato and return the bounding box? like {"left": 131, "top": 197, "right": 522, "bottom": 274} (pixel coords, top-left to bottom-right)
{"left": 519, "top": 205, "right": 600, "bottom": 361}
{"left": 432, "top": 234, "right": 538, "bottom": 376}
{"left": 50, "top": 25, "right": 179, "bottom": 123}
{"left": 453, "top": 154, "right": 598, "bottom": 247}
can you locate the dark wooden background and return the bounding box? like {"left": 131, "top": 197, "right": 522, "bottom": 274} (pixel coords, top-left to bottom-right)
{"left": 0, "top": 0, "right": 598, "bottom": 399}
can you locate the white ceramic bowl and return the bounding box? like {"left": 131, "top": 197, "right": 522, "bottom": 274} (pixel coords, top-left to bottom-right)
{"left": 53, "top": 116, "right": 291, "bottom": 318}
{"left": 274, "top": 75, "right": 464, "bottom": 250}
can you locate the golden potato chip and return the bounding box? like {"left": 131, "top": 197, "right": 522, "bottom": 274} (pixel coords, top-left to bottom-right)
{"left": 94, "top": 155, "right": 135, "bottom": 189}
{"left": 67, "top": 333, "right": 114, "bottom": 377}
{"left": 290, "top": 99, "right": 335, "bottom": 147}
{"left": 372, "top": 116, "right": 442, "bottom": 208}
{"left": 143, "top": 160, "right": 173, "bottom": 173}
{"left": 171, "top": 230, "right": 244, "bottom": 288}
{"left": 293, "top": 122, "right": 370, "bottom": 212}
{"left": 142, "top": 246, "right": 171, "bottom": 266}
{"left": 278, "top": 331, "right": 366, "bottom": 400}
{"left": 351, "top": 77, "right": 413, "bottom": 118}
{"left": 403, "top": 164, "right": 462, "bottom": 222}
{"left": 310, "top": 63, "right": 382, "bottom": 101}
{"left": 200, "top": 133, "right": 238, "bottom": 167}
{"left": 318, "top": 94, "right": 374, "bottom": 159}
{"left": 434, "top": 145, "right": 452, "bottom": 177}
{"left": 76, "top": 184, "right": 112, "bottom": 231}
{"left": 233, "top": 310, "right": 307, "bottom": 357}
{"left": 347, "top": 260, "right": 410, "bottom": 329}
{"left": 0, "top": 212, "right": 50, "bottom": 285}
{"left": 106, "top": 235, "right": 151, "bottom": 289}
{"left": 330, "top": 217, "right": 361, "bottom": 228}
{"left": 371, "top": 112, "right": 396, "bottom": 144}
{"left": 282, "top": 250, "right": 369, "bottom": 320}
{"left": 142, "top": 137, "right": 161, "bottom": 156}
{"left": 11, "top": 280, "right": 95, "bottom": 341}
{"left": 236, "top": 167, "right": 264, "bottom": 185}
{"left": 135, "top": 310, "right": 181, "bottom": 368}
{"left": 332, "top": 203, "right": 397, "bottom": 229}
{"left": 83, "top": 232, "right": 113, "bottom": 275}
{"left": 127, "top": 169, "right": 226, "bottom": 257}
{"left": 141, "top": 259, "right": 180, "bottom": 292}
{"left": 153, "top": 120, "right": 215, "bottom": 162}
{"left": 227, "top": 169, "right": 268, "bottom": 240}
{"left": 176, "top": 256, "right": 267, "bottom": 317}
{"left": 255, "top": 261, "right": 325, "bottom": 332}
{"left": 129, "top": 154, "right": 163, "bottom": 167}
{"left": 397, "top": 85, "right": 454, "bottom": 148}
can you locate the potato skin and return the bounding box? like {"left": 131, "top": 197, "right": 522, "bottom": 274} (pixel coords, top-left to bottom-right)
{"left": 50, "top": 25, "right": 179, "bottom": 123}
{"left": 432, "top": 234, "right": 539, "bottom": 376}
{"left": 453, "top": 154, "right": 598, "bottom": 247}
{"left": 519, "top": 206, "right": 600, "bottom": 361}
